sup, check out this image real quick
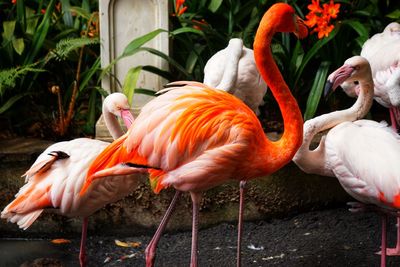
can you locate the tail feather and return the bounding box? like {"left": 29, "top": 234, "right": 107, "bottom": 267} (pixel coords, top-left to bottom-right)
{"left": 1, "top": 210, "right": 44, "bottom": 230}
{"left": 22, "top": 157, "right": 57, "bottom": 182}
{"left": 3, "top": 185, "right": 51, "bottom": 215}
{"left": 22, "top": 151, "right": 70, "bottom": 182}
{"left": 80, "top": 133, "right": 147, "bottom": 195}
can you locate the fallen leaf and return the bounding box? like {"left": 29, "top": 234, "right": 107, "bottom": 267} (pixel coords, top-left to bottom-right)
{"left": 51, "top": 238, "right": 71, "bottom": 244}
{"left": 115, "top": 239, "right": 141, "bottom": 248}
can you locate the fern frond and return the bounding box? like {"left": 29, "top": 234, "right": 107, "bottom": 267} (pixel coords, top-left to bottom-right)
{"left": 0, "top": 64, "right": 45, "bottom": 96}
{"left": 48, "top": 37, "right": 100, "bottom": 61}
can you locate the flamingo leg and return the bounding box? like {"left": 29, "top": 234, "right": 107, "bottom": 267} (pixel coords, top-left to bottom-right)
{"left": 381, "top": 214, "right": 387, "bottom": 267}
{"left": 237, "top": 180, "right": 247, "bottom": 267}
{"left": 386, "top": 108, "right": 400, "bottom": 256}
{"left": 190, "top": 192, "right": 202, "bottom": 267}
{"left": 145, "top": 191, "right": 182, "bottom": 267}
{"left": 79, "top": 217, "right": 88, "bottom": 267}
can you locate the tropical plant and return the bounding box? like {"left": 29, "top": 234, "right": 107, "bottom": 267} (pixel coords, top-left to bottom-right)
{"left": 0, "top": 0, "right": 102, "bottom": 138}
{"left": 167, "top": 0, "right": 400, "bottom": 122}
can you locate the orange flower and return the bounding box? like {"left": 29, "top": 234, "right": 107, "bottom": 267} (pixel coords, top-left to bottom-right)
{"left": 11, "top": 0, "right": 16, "bottom": 4}
{"left": 316, "top": 21, "right": 334, "bottom": 38}
{"left": 305, "top": 12, "right": 320, "bottom": 28}
{"left": 323, "top": 0, "right": 340, "bottom": 19}
{"left": 174, "top": 0, "right": 187, "bottom": 16}
{"left": 307, "top": 0, "right": 323, "bottom": 13}
{"left": 304, "top": 0, "right": 340, "bottom": 39}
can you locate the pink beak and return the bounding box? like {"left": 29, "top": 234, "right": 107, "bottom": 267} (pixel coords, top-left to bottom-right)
{"left": 121, "top": 109, "right": 134, "bottom": 129}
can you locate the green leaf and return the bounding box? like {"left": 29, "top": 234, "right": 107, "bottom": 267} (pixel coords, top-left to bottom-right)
{"left": 343, "top": 20, "right": 368, "bottom": 38}
{"left": 60, "top": 0, "right": 73, "bottom": 27}
{"left": 25, "top": 8, "right": 39, "bottom": 35}
{"left": 101, "top": 29, "right": 167, "bottom": 78}
{"left": 69, "top": 6, "right": 91, "bottom": 20}
{"left": 0, "top": 92, "right": 31, "bottom": 114}
{"left": 386, "top": 9, "right": 400, "bottom": 19}
{"left": 3, "top": 21, "right": 16, "bottom": 40}
{"left": 134, "top": 88, "right": 157, "bottom": 96}
{"left": 94, "top": 86, "right": 109, "bottom": 98}
{"left": 122, "top": 28, "right": 167, "bottom": 57}
{"left": 12, "top": 38, "right": 25, "bottom": 55}
{"left": 122, "top": 66, "right": 143, "bottom": 106}
{"left": 79, "top": 57, "right": 101, "bottom": 93}
{"left": 208, "top": 0, "right": 223, "bottom": 13}
{"left": 16, "top": 0, "right": 26, "bottom": 31}
{"left": 304, "top": 61, "right": 330, "bottom": 121}
{"left": 185, "top": 45, "right": 206, "bottom": 74}
{"left": 139, "top": 47, "right": 190, "bottom": 77}
{"left": 142, "top": 65, "right": 174, "bottom": 81}
{"left": 294, "top": 27, "right": 338, "bottom": 87}
{"left": 24, "top": 0, "right": 56, "bottom": 65}
{"left": 171, "top": 27, "right": 205, "bottom": 37}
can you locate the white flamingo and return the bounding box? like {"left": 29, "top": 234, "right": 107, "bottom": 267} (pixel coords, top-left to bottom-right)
{"left": 203, "top": 38, "right": 268, "bottom": 115}
{"left": 340, "top": 22, "right": 400, "bottom": 256}
{"left": 341, "top": 22, "right": 400, "bottom": 129}
{"left": 1, "top": 93, "right": 140, "bottom": 267}
{"left": 293, "top": 56, "right": 400, "bottom": 267}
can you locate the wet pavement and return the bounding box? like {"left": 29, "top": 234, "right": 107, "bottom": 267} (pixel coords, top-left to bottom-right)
{"left": 2, "top": 207, "right": 400, "bottom": 266}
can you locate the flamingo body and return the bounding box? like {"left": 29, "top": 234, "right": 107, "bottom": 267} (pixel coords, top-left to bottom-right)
{"left": 81, "top": 4, "right": 307, "bottom": 266}
{"left": 84, "top": 83, "right": 285, "bottom": 194}
{"left": 203, "top": 38, "right": 268, "bottom": 115}
{"left": 325, "top": 119, "right": 400, "bottom": 209}
{"left": 1, "top": 93, "right": 137, "bottom": 266}
{"left": 294, "top": 56, "right": 400, "bottom": 265}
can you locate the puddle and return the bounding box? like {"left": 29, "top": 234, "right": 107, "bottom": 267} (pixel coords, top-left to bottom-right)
{"left": 0, "top": 238, "right": 77, "bottom": 266}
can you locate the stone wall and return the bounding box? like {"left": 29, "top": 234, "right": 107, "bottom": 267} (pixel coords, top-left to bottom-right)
{"left": 0, "top": 138, "right": 351, "bottom": 237}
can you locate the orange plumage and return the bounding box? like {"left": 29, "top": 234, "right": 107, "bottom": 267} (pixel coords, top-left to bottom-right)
{"left": 80, "top": 4, "right": 307, "bottom": 266}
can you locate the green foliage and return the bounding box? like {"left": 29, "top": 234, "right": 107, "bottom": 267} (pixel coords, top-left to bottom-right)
{"left": 165, "top": 0, "right": 400, "bottom": 121}
{"left": 0, "top": 0, "right": 102, "bottom": 138}
{"left": 49, "top": 37, "right": 100, "bottom": 61}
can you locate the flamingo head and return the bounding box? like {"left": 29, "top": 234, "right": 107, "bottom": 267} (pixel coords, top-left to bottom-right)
{"left": 325, "top": 56, "right": 371, "bottom": 96}
{"left": 103, "top": 93, "right": 134, "bottom": 128}
{"left": 265, "top": 3, "right": 308, "bottom": 39}
{"left": 384, "top": 22, "right": 400, "bottom": 36}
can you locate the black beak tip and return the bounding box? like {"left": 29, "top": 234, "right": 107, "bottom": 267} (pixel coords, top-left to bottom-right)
{"left": 324, "top": 81, "right": 333, "bottom": 98}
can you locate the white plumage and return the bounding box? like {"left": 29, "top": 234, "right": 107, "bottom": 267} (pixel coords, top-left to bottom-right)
{"left": 293, "top": 56, "right": 400, "bottom": 263}
{"left": 1, "top": 93, "right": 137, "bottom": 228}
{"left": 341, "top": 22, "right": 400, "bottom": 125}
{"left": 203, "top": 38, "right": 268, "bottom": 115}
{"left": 1, "top": 93, "right": 139, "bottom": 267}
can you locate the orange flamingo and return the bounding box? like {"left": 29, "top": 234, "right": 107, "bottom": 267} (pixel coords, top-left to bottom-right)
{"left": 80, "top": 3, "right": 307, "bottom": 267}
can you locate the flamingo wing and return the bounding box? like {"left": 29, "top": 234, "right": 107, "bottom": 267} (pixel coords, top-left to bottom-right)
{"left": 83, "top": 84, "right": 264, "bottom": 194}
{"left": 1, "top": 138, "right": 108, "bottom": 228}
{"left": 325, "top": 120, "right": 400, "bottom": 209}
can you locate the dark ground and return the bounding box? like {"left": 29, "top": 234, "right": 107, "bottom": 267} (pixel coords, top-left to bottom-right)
{"left": 1, "top": 207, "right": 400, "bottom": 267}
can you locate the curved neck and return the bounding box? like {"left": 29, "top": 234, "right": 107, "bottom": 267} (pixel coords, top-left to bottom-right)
{"left": 253, "top": 18, "right": 303, "bottom": 171}
{"left": 294, "top": 74, "right": 374, "bottom": 175}
{"left": 103, "top": 105, "right": 124, "bottom": 140}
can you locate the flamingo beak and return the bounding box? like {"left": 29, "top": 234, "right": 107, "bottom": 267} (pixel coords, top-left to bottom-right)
{"left": 324, "top": 64, "right": 355, "bottom": 97}
{"left": 294, "top": 16, "right": 308, "bottom": 39}
{"left": 121, "top": 109, "right": 134, "bottom": 129}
